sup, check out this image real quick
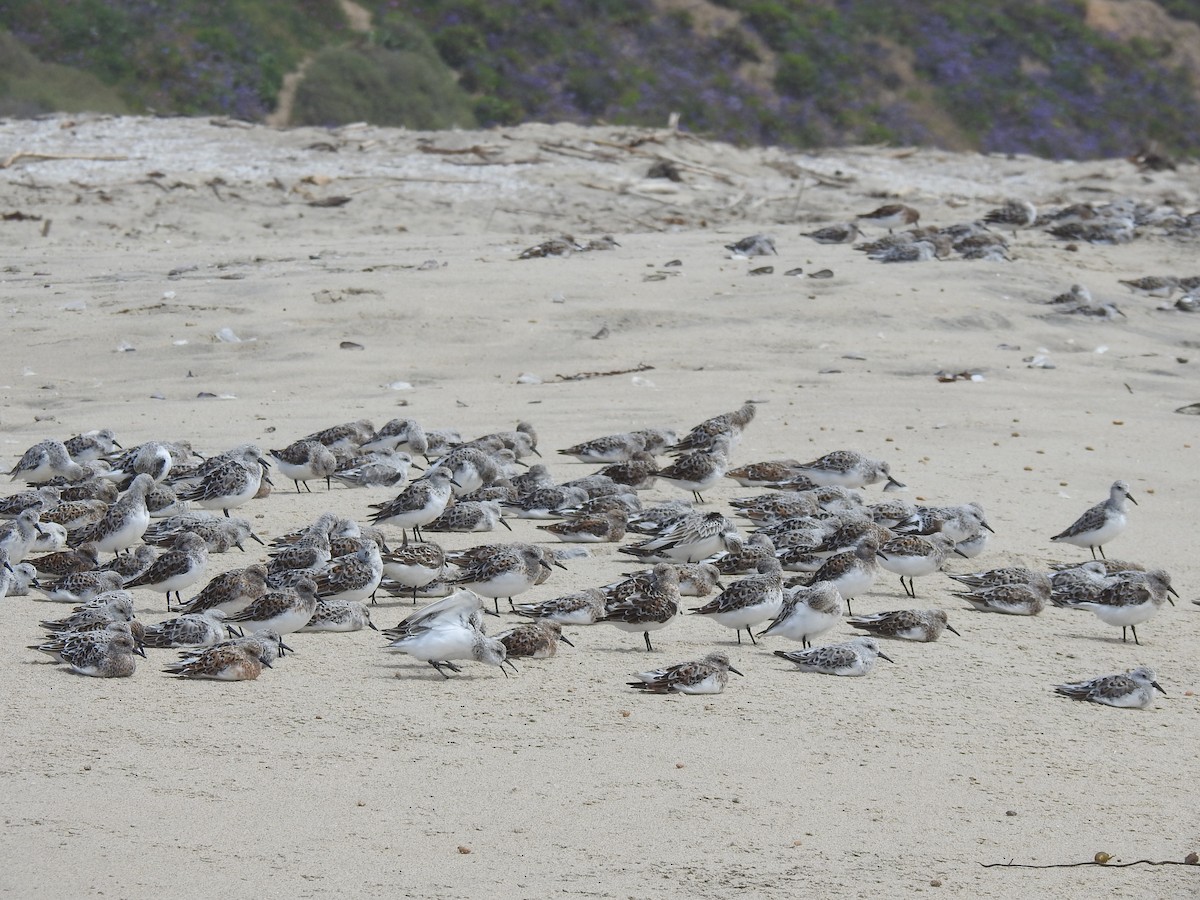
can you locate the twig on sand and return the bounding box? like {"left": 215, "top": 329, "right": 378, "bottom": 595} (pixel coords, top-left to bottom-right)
{"left": 981, "top": 853, "right": 1199, "bottom": 870}
{"left": 1, "top": 151, "right": 129, "bottom": 169}
{"left": 554, "top": 363, "right": 654, "bottom": 382}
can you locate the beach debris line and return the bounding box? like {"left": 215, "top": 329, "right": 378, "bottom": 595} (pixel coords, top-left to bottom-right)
{"left": 553, "top": 363, "right": 654, "bottom": 382}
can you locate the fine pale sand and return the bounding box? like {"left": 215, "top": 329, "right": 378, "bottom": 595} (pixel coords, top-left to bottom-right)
{"left": 1, "top": 116, "right": 1198, "bottom": 898}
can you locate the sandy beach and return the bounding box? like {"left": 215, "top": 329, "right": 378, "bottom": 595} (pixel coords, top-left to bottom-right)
{"left": 1, "top": 115, "right": 1198, "bottom": 898}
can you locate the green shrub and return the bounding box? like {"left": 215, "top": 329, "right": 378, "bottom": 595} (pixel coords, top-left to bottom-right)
{"left": 291, "top": 44, "right": 476, "bottom": 129}
{"left": 0, "top": 30, "right": 129, "bottom": 116}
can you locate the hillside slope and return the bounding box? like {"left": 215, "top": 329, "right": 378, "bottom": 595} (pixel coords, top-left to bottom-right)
{"left": 2, "top": 0, "right": 1198, "bottom": 159}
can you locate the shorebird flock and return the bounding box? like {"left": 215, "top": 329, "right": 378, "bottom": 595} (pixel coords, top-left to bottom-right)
{"left": 3, "top": 400, "right": 1176, "bottom": 708}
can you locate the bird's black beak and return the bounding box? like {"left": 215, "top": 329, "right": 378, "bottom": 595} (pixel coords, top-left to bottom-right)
{"left": 503, "top": 659, "right": 519, "bottom": 674}
{"left": 559, "top": 633, "right": 575, "bottom": 648}
{"left": 886, "top": 475, "right": 906, "bottom": 489}
{"left": 1152, "top": 680, "right": 1167, "bottom": 696}
{"left": 250, "top": 532, "right": 265, "bottom": 546}
{"left": 729, "top": 664, "right": 744, "bottom": 677}
{"left": 946, "top": 624, "right": 961, "bottom": 636}
{"left": 953, "top": 548, "right": 969, "bottom": 558}
{"left": 878, "top": 651, "right": 894, "bottom": 663}
{"left": 500, "top": 518, "right": 513, "bottom": 531}
{"left": 981, "top": 521, "right": 995, "bottom": 534}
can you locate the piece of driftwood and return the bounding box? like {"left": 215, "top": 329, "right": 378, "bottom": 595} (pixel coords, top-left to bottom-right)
{"left": 1, "top": 151, "right": 128, "bottom": 169}
{"left": 553, "top": 363, "right": 654, "bottom": 382}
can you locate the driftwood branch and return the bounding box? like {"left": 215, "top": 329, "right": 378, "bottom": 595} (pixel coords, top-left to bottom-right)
{"left": 981, "top": 856, "right": 1199, "bottom": 870}
{"left": 1, "top": 151, "right": 128, "bottom": 169}
{"left": 554, "top": 363, "right": 654, "bottom": 382}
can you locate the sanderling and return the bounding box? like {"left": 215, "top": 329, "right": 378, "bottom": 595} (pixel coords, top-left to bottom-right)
{"left": 0, "top": 508, "right": 47, "bottom": 562}
{"left": 628, "top": 651, "right": 742, "bottom": 694}
{"left": 868, "top": 239, "right": 948, "bottom": 263}
{"left": 30, "top": 521, "right": 66, "bottom": 553}
{"left": 774, "top": 636, "right": 892, "bottom": 676}
{"left": 300, "top": 419, "right": 375, "bottom": 451}
{"left": 1, "top": 561, "right": 39, "bottom": 598}
{"left": 38, "top": 592, "right": 135, "bottom": 633}
{"left": 725, "top": 234, "right": 776, "bottom": 256}
{"left": 1048, "top": 560, "right": 1114, "bottom": 607}
{"left": 141, "top": 609, "right": 229, "bottom": 648}
{"left": 446, "top": 544, "right": 551, "bottom": 613}
{"left": 558, "top": 431, "right": 648, "bottom": 463}
{"left": 1054, "top": 666, "right": 1165, "bottom": 709}
{"left": 57, "top": 479, "right": 118, "bottom": 504}
{"left": 269, "top": 440, "right": 338, "bottom": 492}
{"left": 669, "top": 401, "right": 756, "bottom": 455}
{"left": 626, "top": 499, "right": 695, "bottom": 535}
{"left": 124, "top": 531, "right": 209, "bottom": 610}
{"left": 178, "top": 563, "right": 269, "bottom": 616}
{"left": 599, "top": 562, "right": 682, "bottom": 651}
{"left": 1118, "top": 275, "right": 1178, "bottom": 298}
{"left": 504, "top": 485, "right": 588, "bottom": 520}
{"left": 513, "top": 588, "right": 607, "bottom": 624}
{"left": 176, "top": 447, "right": 269, "bottom": 517}
{"left": 789, "top": 537, "right": 880, "bottom": 615}
{"left": 709, "top": 533, "right": 777, "bottom": 575}
{"left": 618, "top": 510, "right": 739, "bottom": 564}
{"left": 1055, "top": 569, "right": 1176, "bottom": 644}
{"left": 62, "top": 428, "right": 121, "bottom": 463}
{"left": 947, "top": 566, "right": 1047, "bottom": 589}
{"left": 299, "top": 598, "right": 377, "bottom": 632}
{"left": 32, "top": 620, "right": 144, "bottom": 676}
{"left": 507, "top": 463, "right": 554, "bottom": 497}
{"left": 470, "top": 421, "right": 541, "bottom": 459}
{"left": 1049, "top": 283, "right": 1093, "bottom": 306}
{"left": 224, "top": 578, "right": 319, "bottom": 635}
{"left": 383, "top": 589, "right": 513, "bottom": 678}
{"left": 312, "top": 543, "right": 384, "bottom": 604}
{"left": 95, "top": 543, "right": 157, "bottom": 582}
{"left": 142, "top": 515, "right": 263, "bottom": 553}
{"left": 369, "top": 468, "right": 457, "bottom": 542}
{"left": 951, "top": 578, "right": 1050, "bottom": 616}
{"left": 688, "top": 558, "right": 784, "bottom": 644}
{"left": 163, "top": 633, "right": 282, "bottom": 680}
{"left": 0, "top": 561, "right": 36, "bottom": 602}
{"left": 758, "top": 580, "right": 843, "bottom": 647}
{"left": 878, "top": 533, "right": 963, "bottom": 597}
{"left": 496, "top": 620, "right": 573, "bottom": 658}
{"left": 360, "top": 418, "right": 429, "bottom": 458}
{"left": 41, "top": 498, "right": 108, "bottom": 531}
{"left": 9, "top": 440, "right": 85, "bottom": 484}
{"left": 1051, "top": 480, "right": 1136, "bottom": 560}
{"left": 429, "top": 446, "right": 511, "bottom": 496}
{"left": 895, "top": 503, "right": 993, "bottom": 542}
{"left": 267, "top": 528, "right": 331, "bottom": 578}
{"left": 331, "top": 450, "right": 416, "bottom": 489}
{"left": 537, "top": 510, "right": 626, "bottom": 543}
{"left": 426, "top": 500, "right": 512, "bottom": 534}
{"left": 0, "top": 485, "right": 60, "bottom": 519}
{"left": 802, "top": 223, "right": 861, "bottom": 244}
{"left": 848, "top": 607, "right": 960, "bottom": 642}
{"left": 724, "top": 460, "right": 806, "bottom": 488}
{"left": 597, "top": 452, "right": 660, "bottom": 491}
{"left": 33, "top": 569, "right": 125, "bottom": 604}
{"left": 381, "top": 540, "right": 446, "bottom": 603}
{"left": 730, "top": 492, "right": 820, "bottom": 524}
{"left": 791, "top": 450, "right": 903, "bottom": 489}
{"left": 106, "top": 441, "right": 174, "bottom": 486}
{"left": 856, "top": 203, "right": 919, "bottom": 232}
{"left": 983, "top": 199, "right": 1037, "bottom": 232}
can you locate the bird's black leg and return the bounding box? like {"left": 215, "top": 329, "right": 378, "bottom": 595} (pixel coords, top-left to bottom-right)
{"left": 643, "top": 631, "right": 654, "bottom": 652}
